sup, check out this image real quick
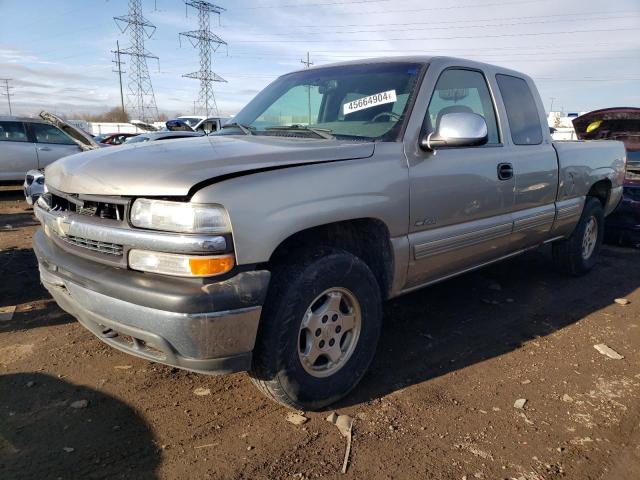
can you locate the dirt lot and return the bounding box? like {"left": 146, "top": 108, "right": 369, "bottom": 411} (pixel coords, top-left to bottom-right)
{"left": 1, "top": 187, "right": 639, "bottom": 480}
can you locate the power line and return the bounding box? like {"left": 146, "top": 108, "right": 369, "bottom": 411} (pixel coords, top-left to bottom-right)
{"left": 243, "top": 0, "right": 388, "bottom": 8}
{"left": 242, "top": 0, "right": 546, "bottom": 11}
{"left": 229, "top": 12, "right": 640, "bottom": 34}
{"left": 0, "top": 79, "right": 14, "bottom": 115}
{"left": 180, "top": 1, "right": 228, "bottom": 116}
{"left": 226, "top": 9, "right": 640, "bottom": 30}
{"left": 233, "top": 26, "right": 639, "bottom": 43}
{"left": 114, "top": 0, "right": 160, "bottom": 122}
{"left": 238, "top": 14, "right": 640, "bottom": 37}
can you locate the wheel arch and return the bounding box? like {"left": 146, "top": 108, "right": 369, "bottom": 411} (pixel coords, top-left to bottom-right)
{"left": 266, "top": 218, "right": 395, "bottom": 300}
{"left": 587, "top": 178, "right": 612, "bottom": 208}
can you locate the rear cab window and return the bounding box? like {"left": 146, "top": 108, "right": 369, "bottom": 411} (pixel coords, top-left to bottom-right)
{"left": 495, "top": 74, "right": 543, "bottom": 145}
{"left": 0, "top": 121, "right": 28, "bottom": 142}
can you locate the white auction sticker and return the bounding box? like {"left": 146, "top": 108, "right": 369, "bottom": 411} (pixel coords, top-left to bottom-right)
{"left": 343, "top": 90, "right": 397, "bottom": 115}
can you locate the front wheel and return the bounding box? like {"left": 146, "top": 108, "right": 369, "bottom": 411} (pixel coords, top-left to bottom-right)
{"left": 552, "top": 197, "right": 605, "bottom": 275}
{"left": 249, "top": 249, "right": 382, "bottom": 410}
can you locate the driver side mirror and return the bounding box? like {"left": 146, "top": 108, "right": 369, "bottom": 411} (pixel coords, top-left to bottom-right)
{"left": 420, "top": 112, "right": 488, "bottom": 151}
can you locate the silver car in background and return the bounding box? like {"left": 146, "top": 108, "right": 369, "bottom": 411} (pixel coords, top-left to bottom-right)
{"left": 6, "top": 112, "right": 100, "bottom": 204}
{"left": 0, "top": 115, "right": 89, "bottom": 183}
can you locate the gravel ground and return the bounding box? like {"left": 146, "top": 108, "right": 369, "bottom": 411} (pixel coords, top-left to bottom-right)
{"left": 1, "top": 187, "right": 639, "bottom": 480}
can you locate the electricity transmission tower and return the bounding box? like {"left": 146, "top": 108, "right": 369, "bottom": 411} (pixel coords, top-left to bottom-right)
{"left": 0, "top": 79, "right": 13, "bottom": 115}
{"left": 180, "top": 1, "right": 227, "bottom": 116}
{"left": 114, "top": 0, "right": 159, "bottom": 122}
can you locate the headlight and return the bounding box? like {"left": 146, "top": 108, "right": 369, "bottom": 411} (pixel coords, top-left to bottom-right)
{"left": 129, "top": 250, "right": 235, "bottom": 277}
{"left": 130, "top": 199, "right": 230, "bottom": 234}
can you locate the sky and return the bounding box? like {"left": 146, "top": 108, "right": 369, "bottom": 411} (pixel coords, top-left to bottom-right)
{"left": 0, "top": 0, "right": 639, "bottom": 118}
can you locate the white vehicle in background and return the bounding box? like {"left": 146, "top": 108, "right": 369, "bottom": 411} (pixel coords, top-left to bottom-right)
{"left": 177, "top": 115, "right": 231, "bottom": 134}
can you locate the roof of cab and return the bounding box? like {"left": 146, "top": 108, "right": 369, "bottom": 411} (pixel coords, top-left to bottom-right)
{"left": 287, "top": 55, "right": 532, "bottom": 81}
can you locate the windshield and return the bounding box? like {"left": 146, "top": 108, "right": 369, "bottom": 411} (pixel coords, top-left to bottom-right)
{"left": 219, "top": 62, "right": 424, "bottom": 141}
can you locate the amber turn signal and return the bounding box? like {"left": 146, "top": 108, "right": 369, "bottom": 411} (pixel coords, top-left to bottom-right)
{"left": 129, "top": 250, "right": 235, "bottom": 277}
{"left": 189, "top": 255, "right": 235, "bottom": 276}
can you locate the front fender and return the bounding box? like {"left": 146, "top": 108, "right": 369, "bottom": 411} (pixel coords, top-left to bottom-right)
{"left": 191, "top": 143, "right": 409, "bottom": 266}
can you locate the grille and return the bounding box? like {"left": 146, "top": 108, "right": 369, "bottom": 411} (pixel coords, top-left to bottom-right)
{"left": 59, "top": 234, "right": 124, "bottom": 256}
{"left": 76, "top": 206, "right": 98, "bottom": 216}
{"left": 48, "top": 193, "right": 126, "bottom": 222}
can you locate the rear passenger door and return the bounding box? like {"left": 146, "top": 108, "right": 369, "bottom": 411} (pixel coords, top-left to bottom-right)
{"left": 0, "top": 121, "right": 37, "bottom": 182}
{"left": 29, "top": 122, "right": 82, "bottom": 169}
{"left": 495, "top": 74, "right": 558, "bottom": 249}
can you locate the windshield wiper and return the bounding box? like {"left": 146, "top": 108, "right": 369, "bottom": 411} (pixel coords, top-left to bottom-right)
{"left": 265, "top": 124, "right": 334, "bottom": 139}
{"left": 221, "top": 122, "right": 254, "bottom": 135}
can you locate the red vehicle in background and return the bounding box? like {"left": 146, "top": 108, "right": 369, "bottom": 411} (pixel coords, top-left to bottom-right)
{"left": 574, "top": 108, "right": 640, "bottom": 246}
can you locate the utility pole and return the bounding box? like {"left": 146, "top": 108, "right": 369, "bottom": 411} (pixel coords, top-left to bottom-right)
{"left": 114, "top": 0, "right": 160, "bottom": 122}
{"left": 180, "top": 1, "right": 227, "bottom": 117}
{"left": 301, "top": 52, "right": 313, "bottom": 69}
{"left": 549, "top": 97, "right": 556, "bottom": 113}
{"left": 0, "top": 79, "right": 13, "bottom": 115}
{"left": 112, "top": 41, "right": 126, "bottom": 116}
{"left": 301, "top": 52, "right": 313, "bottom": 125}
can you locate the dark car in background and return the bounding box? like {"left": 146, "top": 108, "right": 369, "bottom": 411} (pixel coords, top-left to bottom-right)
{"left": 573, "top": 108, "right": 640, "bottom": 246}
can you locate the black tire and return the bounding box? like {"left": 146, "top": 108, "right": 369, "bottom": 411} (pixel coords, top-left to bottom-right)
{"left": 552, "top": 197, "right": 605, "bottom": 275}
{"left": 249, "top": 249, "right": 382, "bottom": 410}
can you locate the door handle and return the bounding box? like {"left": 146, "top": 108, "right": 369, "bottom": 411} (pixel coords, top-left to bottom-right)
{"left": 497, "top": 162, "right": 514, "bottom": 180}
{"left": 38, "top": 147, "right": 52, "bottom": 152}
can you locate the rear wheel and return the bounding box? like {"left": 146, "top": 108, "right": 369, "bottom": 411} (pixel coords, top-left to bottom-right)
{"left": 552, "top": 197, "right": 605, "bottom": 275}
{"left": 249, "top": 249, "right": 382, "bottom": 410}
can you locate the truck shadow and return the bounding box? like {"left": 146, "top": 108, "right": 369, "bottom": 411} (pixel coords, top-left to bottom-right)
{"left": 0, "top": 372, "right": 160, "bottom": 479}
{"left": 0, "top": 247, "right": 74, "bottom": 330}
{"left": 340, "top": 244, "right": 640, "bottom": 408}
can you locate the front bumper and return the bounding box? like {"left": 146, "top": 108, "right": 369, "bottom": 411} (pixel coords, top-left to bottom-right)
{"left": 34, "top": 229, "right": 270, "bottom": 374}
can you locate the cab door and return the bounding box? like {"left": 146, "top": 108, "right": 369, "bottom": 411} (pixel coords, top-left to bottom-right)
{"left": 404, "top": 68, "right": 515, "bottom": 288}
{"left": 494, "top": 74, "right": 558, "bottom": 249}
{"left": 0, "top": 121, "right": 37, "bottom": 182}
{"left": 29, "top": 122, "right": 82, "bottom": 169}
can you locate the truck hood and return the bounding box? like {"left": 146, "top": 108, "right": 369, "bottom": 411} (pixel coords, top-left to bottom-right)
{"left": 45, "top": 135, "right": 375, "bottom": 196}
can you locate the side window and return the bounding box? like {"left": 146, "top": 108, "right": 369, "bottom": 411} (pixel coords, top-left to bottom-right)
{"left": 0, "top": 121, "right": 28, "bottom": 142}
{"left": 255, "top": 85, "right": 322, "bottom": 127}
{"left": 31, "top": 123, "right": 76, "bottom": 145}
{"left": 495, "top": 74, "right": 543, "bottom": 145}
{"left": 427, "top": 69, "right": 500, "bottom": 145}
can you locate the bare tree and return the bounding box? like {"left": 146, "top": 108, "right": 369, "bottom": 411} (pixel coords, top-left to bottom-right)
{"left": 79, "top": 107, "right": 130, "bottom": 123}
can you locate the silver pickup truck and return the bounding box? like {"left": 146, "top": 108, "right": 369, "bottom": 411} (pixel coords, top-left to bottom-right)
{"left": 33, "top": 57, "right": 626, "bottom": 410}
